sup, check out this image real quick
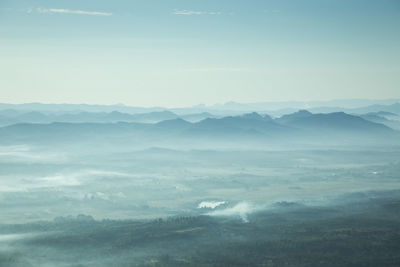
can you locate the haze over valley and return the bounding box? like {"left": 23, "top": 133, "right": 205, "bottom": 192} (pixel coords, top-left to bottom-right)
{"left": 1, "top": 0, "right": 400, "bottom": 265}
{"left": 0, "top": 100, "right": 400, "bottom": 266}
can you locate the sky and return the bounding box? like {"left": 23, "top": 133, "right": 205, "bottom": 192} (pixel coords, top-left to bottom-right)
{"left": 0, "top": 0, "right": 399, "bottom": 107}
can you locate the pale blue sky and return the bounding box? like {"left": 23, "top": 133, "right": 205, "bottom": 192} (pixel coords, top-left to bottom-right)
{"left": 1, "top": 0, "right": 399, "bottom": 107}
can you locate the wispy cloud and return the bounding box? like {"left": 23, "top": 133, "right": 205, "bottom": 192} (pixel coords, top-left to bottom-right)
{"left": 173, "top": 9, "right": 221, "bottom": 16}
{"left": 208, "top": 202, "right": 262, "bottom": 223}
{"left": 182, "top": 67, "right": 251, "bottom": 73}
{"left": 32, "top": 8, "right": 112, "bottom": 16}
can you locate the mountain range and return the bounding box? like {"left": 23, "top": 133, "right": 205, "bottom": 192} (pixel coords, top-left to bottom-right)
{"left": 1, "top": 100, "right": 399, "bottom": 117}
{"left": 0, "top": 110, "right": 397, "bottom": 148}
{"left": 0, "top": 110, "right": 219, "bottom": 126}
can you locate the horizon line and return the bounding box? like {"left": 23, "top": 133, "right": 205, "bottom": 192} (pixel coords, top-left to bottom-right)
{"left": 0, "top": 98, "right": 399, "bottom": 109}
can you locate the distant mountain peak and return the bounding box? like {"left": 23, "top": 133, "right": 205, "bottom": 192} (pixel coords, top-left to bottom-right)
{"left": 296, "top": 110, "right": 313, "bottom": 116}
{"left": 241, "top": 112, "right": 264, "bottom": 120}
{"left": 276, "top": 110, "right": 312, "bottom": 123}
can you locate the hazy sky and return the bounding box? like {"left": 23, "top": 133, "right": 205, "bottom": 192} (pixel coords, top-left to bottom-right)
{"left": 1, "top": 0, "right": 399, "bottom": 107}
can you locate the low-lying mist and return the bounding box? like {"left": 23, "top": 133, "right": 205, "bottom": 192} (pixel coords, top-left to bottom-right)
{"left": 0, "top": 110, "right": 400, "bottom": 266}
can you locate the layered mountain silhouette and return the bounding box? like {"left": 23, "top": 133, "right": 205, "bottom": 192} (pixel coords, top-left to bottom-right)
{"left": 185, "top": 112, "right": 288, "bottom": 137}
{"left": 1, "top": 101, "right": 399, "bottom": 118}
{"left": 0, "top": 110, "right": 396, "bottom": 147}
{"left": 276, "top": 110, "right": 391, "bottom": 133}
{"left": 0, "top": 110, "right": 221, "bottom": 126}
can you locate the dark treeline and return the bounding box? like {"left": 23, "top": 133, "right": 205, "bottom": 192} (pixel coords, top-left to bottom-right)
{"left": 1, "top": 191, "right": 400, "bottom": 266}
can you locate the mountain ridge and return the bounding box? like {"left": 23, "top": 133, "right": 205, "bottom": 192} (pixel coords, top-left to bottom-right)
{"left": 0, "top": 111, "right": 396, "bottom": 147}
